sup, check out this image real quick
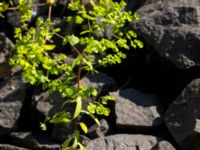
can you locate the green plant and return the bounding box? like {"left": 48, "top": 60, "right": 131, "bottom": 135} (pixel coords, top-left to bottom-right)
{"left": 0, "top": 0, "right": 143, "bottom": 149}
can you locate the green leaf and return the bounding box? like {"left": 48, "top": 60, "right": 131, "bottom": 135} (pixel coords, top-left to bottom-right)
{"left": 134, "top": 12, "right": 140, "bottom": 21}
{"left": 50, "top": 112, "right": 71, "bottom": 124}
{"left": 87, "top": 103, "right": 96, "bottom": 114}
{"left": 128, "top": 30, "right": 137, "bottom": 38}
{"left": 134, "top": 39, "right": 144, "bottom": 48}
{"left": 40, "top": 122, "right": 47, "bottom": 131}
{"left": 68, "top": 35, "right": 80, "bottom": 46}
{"left": 43, "top": 45, "right": 56, "bottom": 51}
{"left": 73, "top": 96, "right": 82, "bottom": 119}
{"left": 79, "top": 122, "right": 88, "bottom": 134}
{"left": 62, "top": 138, "right": 72, "bottom": 150}
{"left": 65, "top": 87, "right": 76, "bottom": 97}
{"left": 72, "top": 56, "right": 82, "bottom": 68}
{"left": 80, "top": 30, "right": 91, "bottom": 35}
{"left": 78, "top": 143, "right": 87, "bottom": 150}
{"left": 75, "top": 15, "right": 84, "bottom": 24}
{"left": 62, "top": 37, "right": 69, "bottom": 46}
{"left": 81, "top": 110, "right": 100, "bottom": 126}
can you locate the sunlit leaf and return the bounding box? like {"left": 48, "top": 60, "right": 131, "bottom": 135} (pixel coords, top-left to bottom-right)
{"left": 68, "top": 35, "right": 80, "bottom": 46}
{"left": 81, "top": 110, "right": 100, "bottom": 126}
{"left": 73, "top": 96, "right": 82, "bottom": 118}
{"left": 79, "top": 122, "right": 88, "bottom": 134}
{"left": 43, "top": 45, "right": 56, "bottom": 51}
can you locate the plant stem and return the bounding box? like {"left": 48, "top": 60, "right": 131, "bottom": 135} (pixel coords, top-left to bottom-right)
{"left": 48, "top": 5, "right": 52, "bottom": 20}
{"left": 76, "top": 63, "right": 82, "bottom": 92}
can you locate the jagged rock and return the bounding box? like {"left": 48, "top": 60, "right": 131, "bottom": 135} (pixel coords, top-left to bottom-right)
{"left": 87, "top": 119, "right": 109, "bottom": 139}
{"left": 0, "top": 75, "right": 27, "bottom": 135}
{"left": 10, "top": 132, "right": 61, "bottom": 150}
{"left": 165, "top": 78, "right": 200, "bottom": 150}
{"left": 86, "top": 134, "right": 176, "bottom": 150}
{"left": 80, "top": 72, "right": 117, "bottom": 94}
{"left": 133, "top": 0, "right": 200, "bottom": 69}
{"left": 0, "top": 33, "right": 16, "bottom": 78}
{"left": 152, "top": 141, "right": 176, "bottom": 150}
{"left": 0, "top": 32, "right": 14, "bottom": 63}
{"left": 0, "top": 144, "right": 29, "bottom": 150}
{"left": 110, "top": 88, "right": 164, "bottom": 130}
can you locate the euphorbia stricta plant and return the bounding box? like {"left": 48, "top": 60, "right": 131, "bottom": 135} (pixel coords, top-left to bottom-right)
{"left": 0, "top": 0, "right": 143, "bottom": 149}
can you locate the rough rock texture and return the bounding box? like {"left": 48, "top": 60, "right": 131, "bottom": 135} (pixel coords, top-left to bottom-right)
{"left": 165, "top": 78, "right": 200, "bottom": 150}
{"left": 86, "top": 134, "right": 175, "bottom": 150}
{"left": 110, "top": 88, "right": 164, "bottom": 129}
{"left": 0, "top": 75, "right": 27, "bottom": 135}
{"left": 133, "top": 0, "right": 200, "bottom": 69}
{"left": 88, "top": 119, "right": 109, "bottom": 139}
{"left": 0, "top": 144, "right": 28, "bottom": 150}
{"left": 0, "top": 32, "right": 14, "bottom": 64}
{"left": 80, "top": 72, "right": 117, "bottom": 94}
{"left": 152, "top": 141, "right": 176, "bottom": 150}
{"left": 10, "top": 132, "right": 61, "bottom": 150}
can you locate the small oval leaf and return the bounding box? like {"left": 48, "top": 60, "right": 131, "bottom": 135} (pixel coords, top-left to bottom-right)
{"left": 79, "top": 122, "right": 88, "bottom": 134}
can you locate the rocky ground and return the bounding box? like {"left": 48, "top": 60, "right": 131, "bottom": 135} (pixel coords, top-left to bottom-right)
{"left": 0, "top": 0, "right": 200, "bottom": 149}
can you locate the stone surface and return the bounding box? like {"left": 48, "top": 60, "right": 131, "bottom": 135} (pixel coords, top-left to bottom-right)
{"left": 86, "top": 134, "right": 175, "bottom": 150}
{"left": 152, "top": 141, "right": 176, "bottom": 150}
{"left": 0, "top": 75, "right": 27, "bottom": 135}
{"left": 10, "top": 132, "right": 61, "bottom": 150}
{"left": 80, "top": 72, "right": 117, "bottom": 94}
{"left": 133, "top": 0, "right": 200, "bottom": 69}
{"left": 0, "top": 32, "right": 14, "bottom": 64}
{"left": 88, "top": 119, "right": 109, "bottom": 139}
{"left": 0, "top": 144, "right": 28, "bottom": 150}
{"left": 110, "top": 88, "right": 164, "bottom": 129}
{"left": 165, "top": 78, "right": 200, "bottom": 149}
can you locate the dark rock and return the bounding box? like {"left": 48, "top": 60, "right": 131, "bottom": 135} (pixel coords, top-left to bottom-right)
{"left": 86, "top": 134, "right": 176, "bottom": 150}
{"left": 0, "top": 32, "right": 14, "bottom": 63}
{"left": 110, "top": 88, "right": 165, "bottom": 130}
{"left": 7, "top": 12, "right": 21, "bottom": 28}
{"left": 10, "top": 132, "right": 61, "bottom": 150}
{"left": 80, "top": 72, "right": 117, "bottom": 94}
{"left": 165, "top": 78, "right": 200, "bottom": 150}
{"left": 88, "top": 119, "right": 109, "bottom": 139}
{"left": 0, "top": 144, "right": 29, "bottom": 150}
{"left": 133, "top": 0, "right": 200, "bottom": 69}
{"left": 0, "top": 75, "right": 27, "bottom": 135}
{"left": 152, "top": 141, "right": 176, "bottom": 150}
{"left": 0, "top": 33, "right": 16, "bottom": 78}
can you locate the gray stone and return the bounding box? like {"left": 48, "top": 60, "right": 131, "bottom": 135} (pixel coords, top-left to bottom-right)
{"left": 165, "top": 78, "right": 200, "bottom": 149}
{"left": 88, "top": 119, "right": 109, "bottom": 139}
{"left": 0, "top": 75, "right": 27, "bottom": 102}
{"left": 0, "top": 144, "right": 29, "bottom": 150}
{"left": 152, "top": 141, "right": 176, "bottom": 150}
{"left": 110, "top": 88, "right": 164, "bottom": 129}
{"left": 0, "top": 75, "right": 27, "bottom": 135}
{"left": 86, "top": 134, "right": 175, "bottom": 150}
{"left": 133, "top": 0, "right": 200, "bottom": 69}
{"left": 10, "top": 132, "right": 61, "bottom": 150}
{"left": 0, "top": 32, "right": 14, "bottom": 64}
{"left": 80, "top": 72, "right": 117, "bottom": 94}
